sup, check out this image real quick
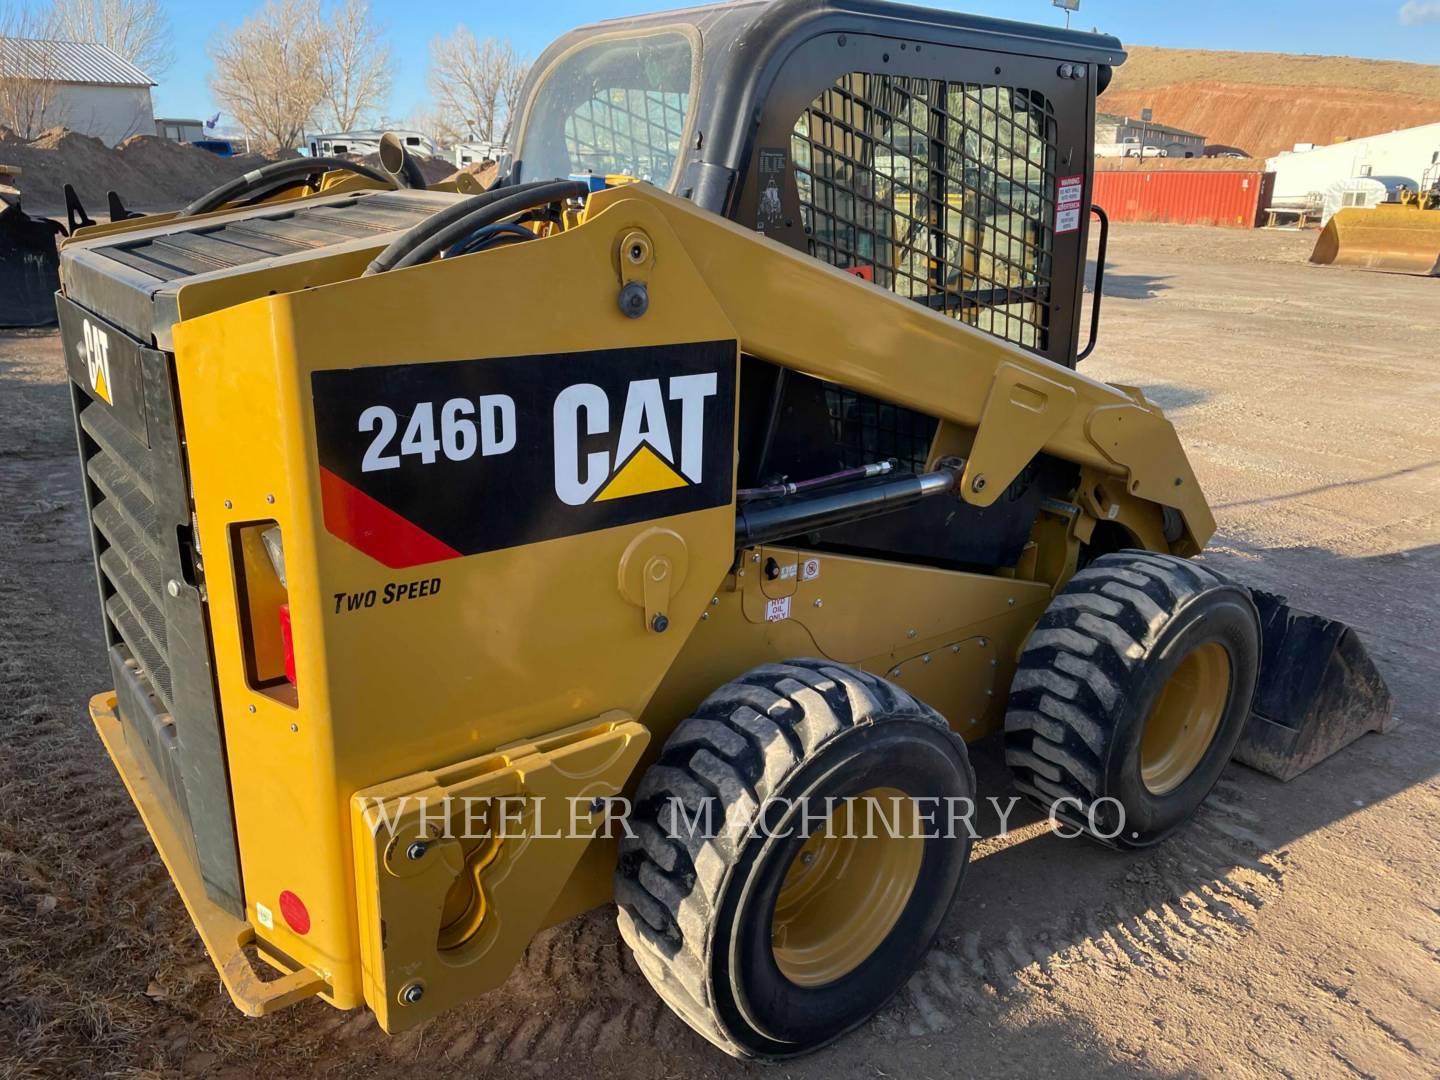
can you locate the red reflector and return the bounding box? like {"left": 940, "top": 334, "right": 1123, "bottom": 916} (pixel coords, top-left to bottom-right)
{"left": 278, "top": 603, "right": 297, "bottom": 687}
{"left": 278, "top": 890, "right": 310, "bottom": 935}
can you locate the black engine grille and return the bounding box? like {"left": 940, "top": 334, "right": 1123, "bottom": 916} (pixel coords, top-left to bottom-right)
{"left": 80, "top": 400, "right": 174, "bottom": 710}
{"left": 62, "top": 291, "right": 244, "bottom": 917}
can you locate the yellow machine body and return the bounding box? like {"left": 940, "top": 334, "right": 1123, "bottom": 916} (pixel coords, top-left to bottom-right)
{"left": 69, "top": 182, "right": 1211, "bottom": 1028}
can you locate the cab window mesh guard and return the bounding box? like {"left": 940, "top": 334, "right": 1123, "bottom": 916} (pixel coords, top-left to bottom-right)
{"left": 793, "top": 74, "right": 1058, "bottom": 353}
{"left": 564, "top": 88, "right": 690, "bottom": 183}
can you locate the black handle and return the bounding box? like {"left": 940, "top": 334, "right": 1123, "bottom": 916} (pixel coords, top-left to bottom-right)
{"left": 1077, "top": 204, "right": 1109, "bottom": 363}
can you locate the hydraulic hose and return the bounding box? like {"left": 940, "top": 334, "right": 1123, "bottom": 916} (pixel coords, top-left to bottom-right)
{"left": 178, "top": 157, "right": 394, "bottom": 217}
{"left": 387, "top": 180, "right": 591, "bottom": 273}
{"left": 444, "top": 222, "right": 537, "bottom": 259}
{"left": 362, "top": 180, "right": 550, "bottom": 276}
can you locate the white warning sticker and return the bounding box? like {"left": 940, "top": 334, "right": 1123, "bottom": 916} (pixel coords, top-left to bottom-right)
{"left": 255, "top": 902, "right": 274, "bottom": 930}
{"left": 765, "top": 596, "right": 792, "bottom": 622}
{"left": 1056, "top": 174, "right": 1084, "bottom": 234}
{"left": 800, "top": 557, "right": 821, "bottom": 582}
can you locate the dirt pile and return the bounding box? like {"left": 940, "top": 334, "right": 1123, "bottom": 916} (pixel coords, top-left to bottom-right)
{"left": 441, "top": 160, "right": 500, "bottom": 190}
{"left": 0, "top": 126, "right": 282, "bottom": 214}
{"left": 1105, "top": 46, "right": 1440, "bottom": 160}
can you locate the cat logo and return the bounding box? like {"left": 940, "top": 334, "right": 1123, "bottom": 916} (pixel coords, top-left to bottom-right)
{"left": 553, "top": 374, "right": 716, "bottom": 506}
{"left": 81, "top": 320, "right": 113, "bottom": 405}
{"left": 311, "top": 340, "right": 736, "bottom": 567}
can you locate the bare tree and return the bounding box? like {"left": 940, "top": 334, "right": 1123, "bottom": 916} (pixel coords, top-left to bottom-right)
{"left": 316, "top": 0, "right": 388, "bottom": 132}
{"left": 406, "top": 104, "right": 464, "bottom": 148}
{"left": 426, "top": 27, "right": 528, "bottom": 144}
{"left": 0, "top": 7, "right": 65, "bottom": 139}
{"left": 496, "top": 47, "right": 529, "bottom": 145}
{"left": 49, "top": 0, "right": 173, "bottom": 78}
{"left": 209, "top": 0, "right": 325, "bottom": 152}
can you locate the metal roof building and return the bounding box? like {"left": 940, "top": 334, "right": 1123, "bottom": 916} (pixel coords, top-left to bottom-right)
{"left": 0, "top": 37, "right": 157, "bottom": 146}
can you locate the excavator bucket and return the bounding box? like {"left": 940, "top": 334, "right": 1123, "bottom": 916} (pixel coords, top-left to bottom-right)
{"left": 1310, "top": 205, "right": 1440, "bottom": 276}
{"left": 1233, "top": 590, "right": 1393, "bottom": 782}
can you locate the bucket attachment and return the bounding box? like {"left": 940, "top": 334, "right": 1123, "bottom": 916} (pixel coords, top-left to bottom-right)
{"left": 0, "top": 200, "right": 63, "bottom": 328}
{"left": 1310, "top": 205, "right": 1440, "bottom": 277}
{"left": 1233, "top": 590, "right": 1393, "bottom": 782}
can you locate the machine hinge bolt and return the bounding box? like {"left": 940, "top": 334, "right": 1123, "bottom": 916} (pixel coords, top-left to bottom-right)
{"left": 751, "top": 552, "right": 761, "bottom": 563}
{"left": 971, "top": 474, "right": 987, "bottom": 493}
{"left": 651, "top": 614, "right": 670, "bottom": 633}
{"left": 290, "top": 723, "right": 298, "bottom": 733}
{"left": 907, "top": 628, "right": 917, "bottom": 639}
{"left": 951, "top": 644, "right": 961, "bottom": 653}
{"left": 223, "top": 499, "right": 233, "bottom": 509}
{"left": 1008, "top": 597, "right": 1016, "bottom": 607}
{"left": 266, "top": 494, "right": 276, "bottom": 504}
{"left": 618, "top": 281, "right": 649, "bottom": 319}
{"left": 247, "top": 704, "right": 256, "bottom": 714}
{"left": 711, "top": 596, "right": 719, "bottom": 605}
{"left": 167, "top": 579, "right": 180, "bottom": 597}
{"left": 801, "top": 851, "right": 816, "bottom": 866}
{"left": 406, "top": 840, "right": 430, "bottom": 861}
{"left": 889, "top": 668, "right": 901, "bottom": 678}
{"left": 813, "top": 598, "right": 823, "bottom": 608}
{"left": 700, "top": 612, "right": 709, "bottom": 621}
{"left": 399, "top": 982, "right": 425, "bottom": 1005}
{"left": 991, "top": 658, "right": 999, "bottom": 667}
{"left": 979, "top": 637, "right": 989, "bottom": 647}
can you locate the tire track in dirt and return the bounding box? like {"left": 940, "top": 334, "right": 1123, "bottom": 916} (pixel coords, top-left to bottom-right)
{"left": 894, "top": 779, "right": 1288, "bottom": 1037}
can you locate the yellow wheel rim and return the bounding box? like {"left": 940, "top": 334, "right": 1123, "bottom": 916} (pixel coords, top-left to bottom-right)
{"left": 771, "top": 787, "right": 924, "bottom": 987}
{"left": 1140, "top": 642, "right": 1232, "bottom": 795}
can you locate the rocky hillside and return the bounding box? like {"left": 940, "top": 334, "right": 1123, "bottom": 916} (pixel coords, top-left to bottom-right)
{"left": 1102, "top": 46, "right": 1440, "bottom": 159}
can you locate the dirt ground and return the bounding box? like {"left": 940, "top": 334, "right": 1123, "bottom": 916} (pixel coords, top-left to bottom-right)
{"left": 0, "top": 223, "right": 1436, "bottom": 1078}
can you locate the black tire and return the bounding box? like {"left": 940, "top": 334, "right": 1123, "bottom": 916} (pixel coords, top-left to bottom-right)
{"left": 1004, "top": 551, "right": 1261, "bottom": 849}
{"left": 615, "top": 659, "right": 975, "bottom": 1059}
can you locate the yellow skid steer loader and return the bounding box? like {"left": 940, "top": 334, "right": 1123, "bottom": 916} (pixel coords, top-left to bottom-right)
{"left": 54, "top": 0, "right": 1391, "bottom": 1059}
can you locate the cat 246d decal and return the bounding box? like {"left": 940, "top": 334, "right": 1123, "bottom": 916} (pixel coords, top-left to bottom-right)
{"left": 311, "top": 340, "right": 737, "bottom": 569}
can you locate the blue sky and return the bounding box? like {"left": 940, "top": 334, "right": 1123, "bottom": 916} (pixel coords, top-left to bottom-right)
{"left": 154, "top": 0, "right": 1440, "bottom": 124}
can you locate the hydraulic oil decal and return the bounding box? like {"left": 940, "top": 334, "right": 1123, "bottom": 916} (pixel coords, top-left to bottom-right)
{"left": 311, "top": 340, "right": 737, "bottom": 569}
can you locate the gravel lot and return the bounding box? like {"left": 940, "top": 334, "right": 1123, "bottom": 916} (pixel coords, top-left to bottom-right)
{"left": 0, "top": 223, "right": 1436, "bottom": 1078}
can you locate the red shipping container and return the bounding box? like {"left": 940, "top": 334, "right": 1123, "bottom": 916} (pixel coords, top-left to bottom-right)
{"left": 1091, "top": 170, "right": 1275, "bottom": 228}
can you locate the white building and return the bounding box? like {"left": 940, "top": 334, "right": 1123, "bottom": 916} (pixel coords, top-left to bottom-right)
{"left": 0, "top": 38, "right": 155, "bottom": 146}
{"left": 1095, "top": 112, "right": 1206, "bottom": 159}
{"left": 1266, "top": 122, "right": 1440, "bottom": 201}
{"left": 155, "top": 117, "right": 205, "bottom": 143}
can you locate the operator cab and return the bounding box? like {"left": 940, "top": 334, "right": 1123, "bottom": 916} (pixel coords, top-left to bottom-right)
{"left": 507, "top": 0, "right": 1124, "bottom": 369}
